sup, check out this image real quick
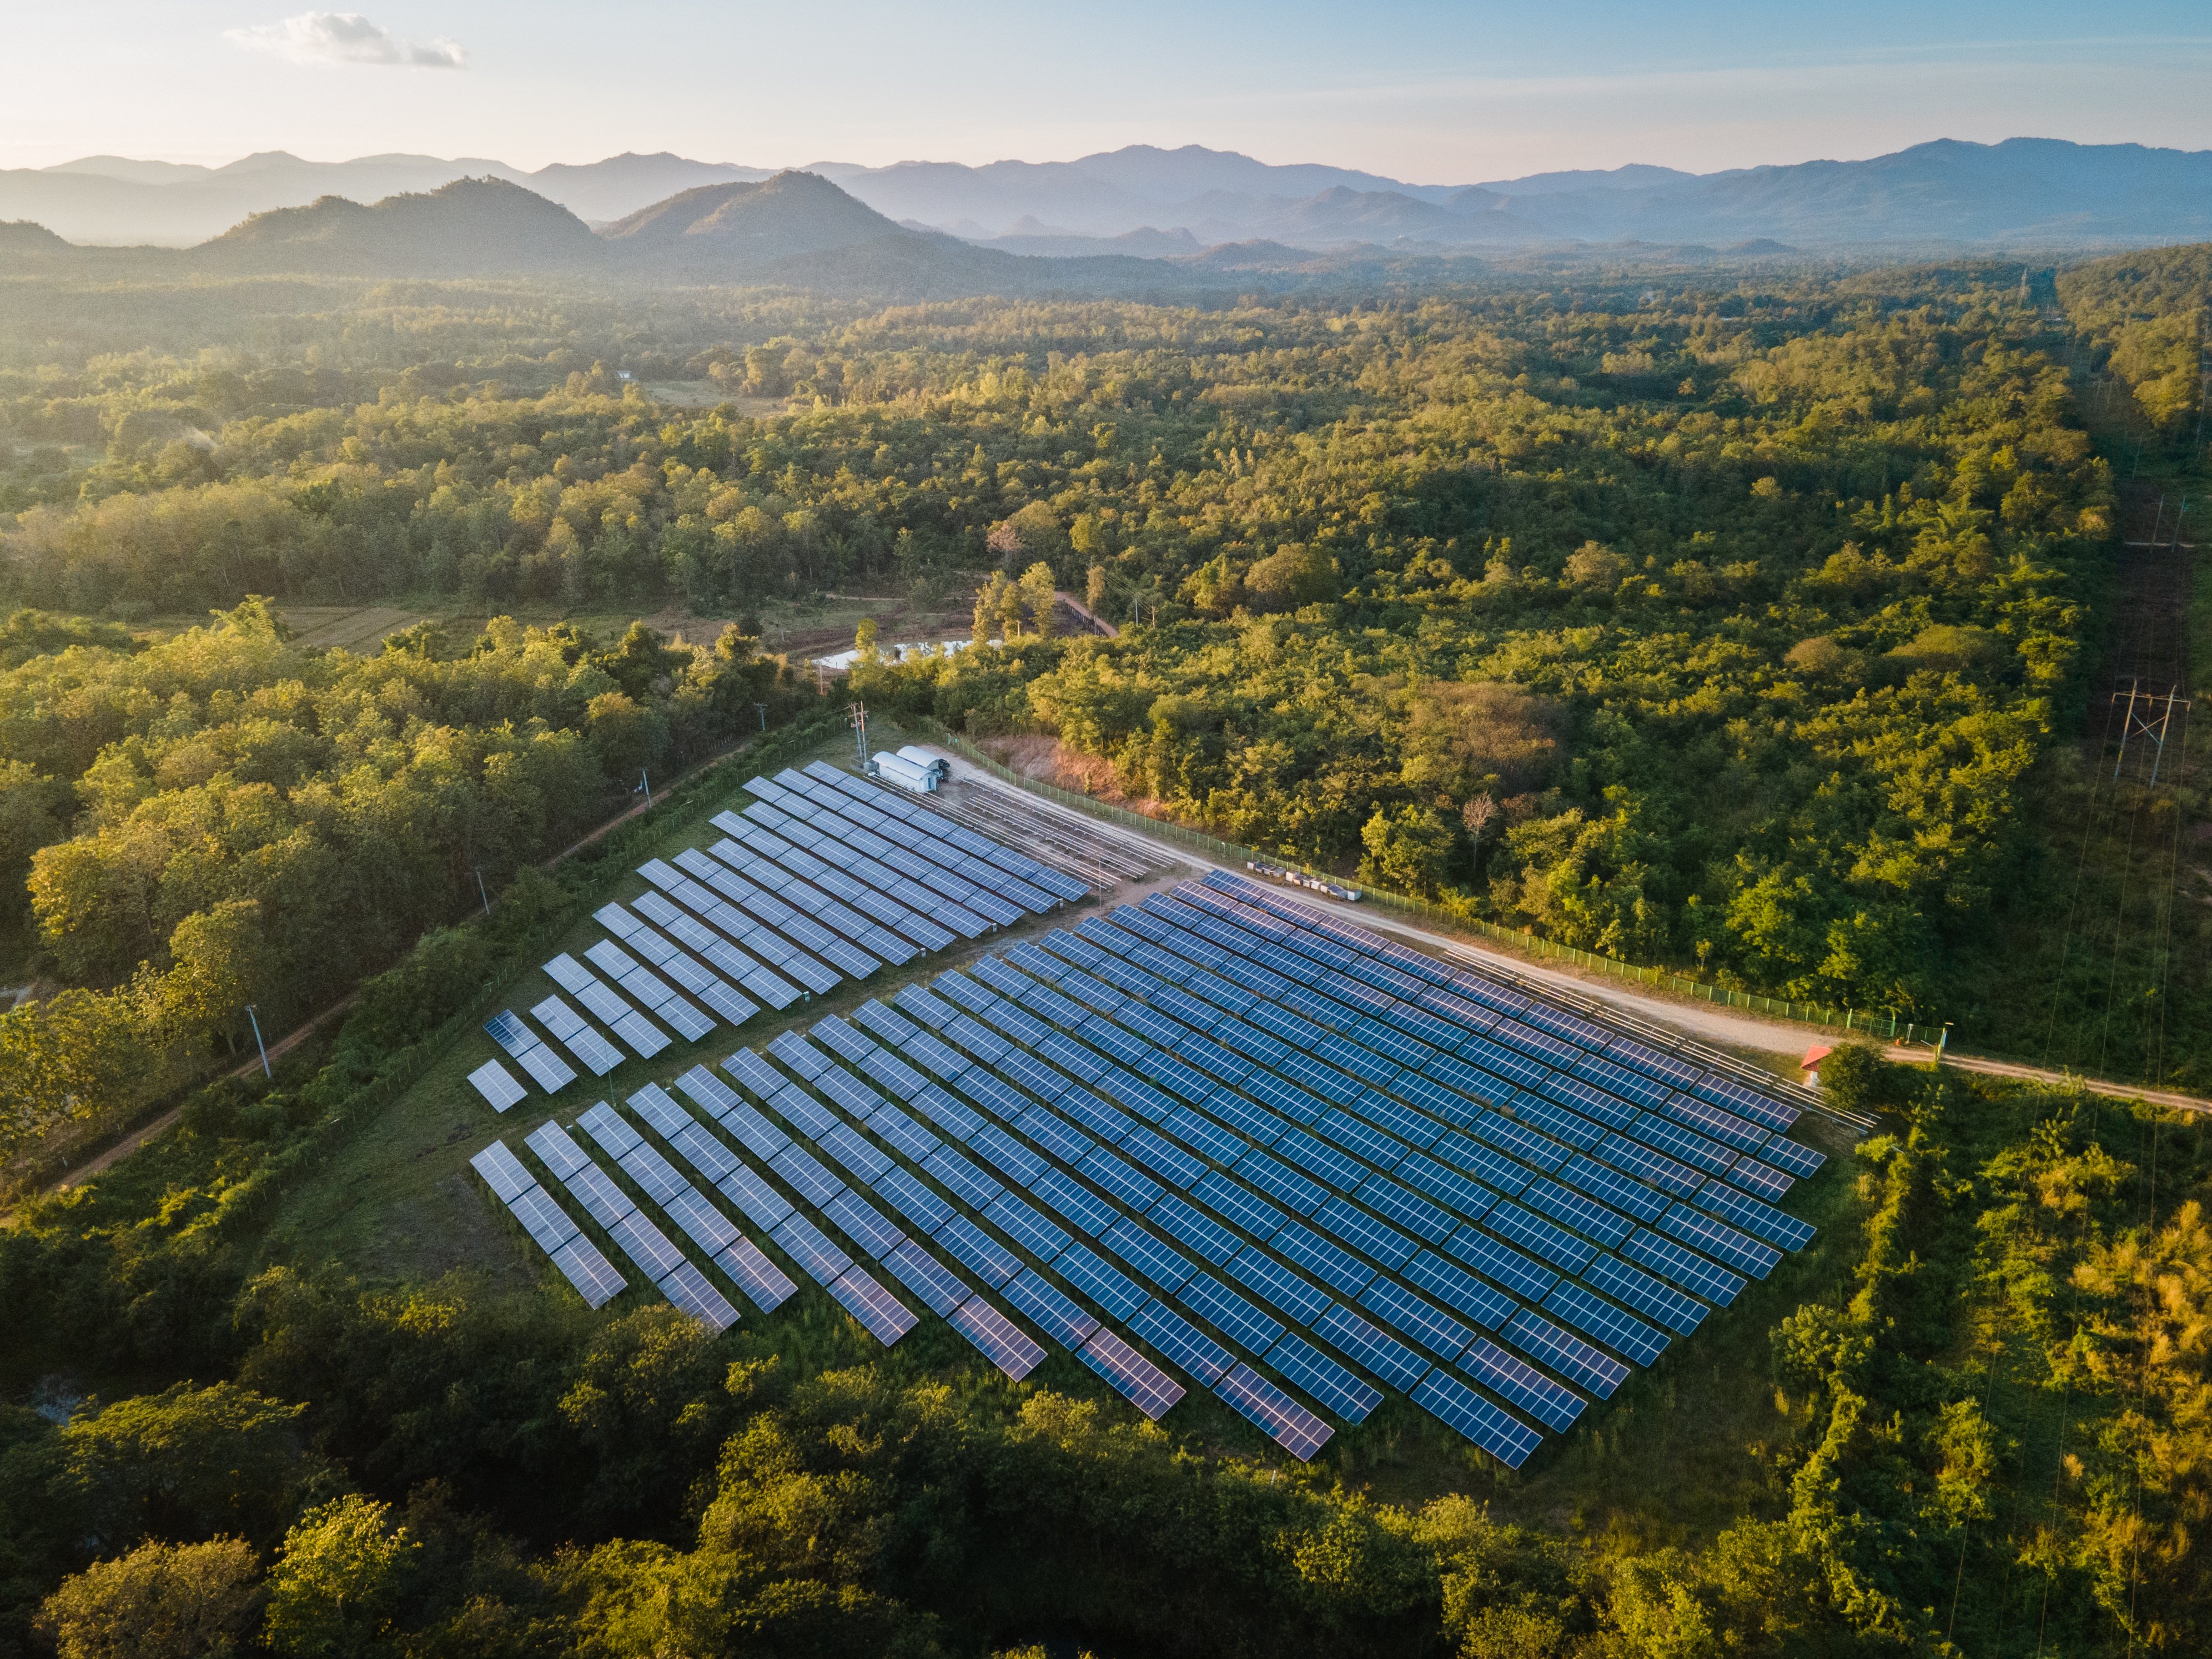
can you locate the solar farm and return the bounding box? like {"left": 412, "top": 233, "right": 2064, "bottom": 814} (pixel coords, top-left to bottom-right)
{"left": 465, "top": 757, "right": 1838, "bottom": 1469}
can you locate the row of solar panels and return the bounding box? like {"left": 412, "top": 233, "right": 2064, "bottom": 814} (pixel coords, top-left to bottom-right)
{"left": 787, "top": 759, "right": 1089, "bottom": 903}
{"left": 1200, "top": 869, "right": 1814, "bottom": 1137}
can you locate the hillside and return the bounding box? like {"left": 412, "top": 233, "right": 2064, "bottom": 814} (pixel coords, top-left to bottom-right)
{"left": 195, "top": 176, "right": 603, "bottom": 275}
{"left": 599, "top": 169, "right": 912, "bottom": 272}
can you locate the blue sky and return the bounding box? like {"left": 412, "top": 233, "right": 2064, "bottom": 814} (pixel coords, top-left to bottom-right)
{"left": 6, "top": 2, "right": 2209, "bottom": 178}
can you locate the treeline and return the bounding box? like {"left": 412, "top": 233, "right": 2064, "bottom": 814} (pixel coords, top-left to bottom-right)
{"left": 0, "top": 599, "right": 808, "bottom": 1163}
{"left": 2058, "top": 244, "right": 2209, "bottom": 438}
{"left": 4, "top": 1002, "right": 2206, "bottom": 1655}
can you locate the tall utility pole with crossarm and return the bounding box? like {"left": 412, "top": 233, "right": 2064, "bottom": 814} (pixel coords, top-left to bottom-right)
{"left": 848, "top": 701, "right": 869, "bottom": 771}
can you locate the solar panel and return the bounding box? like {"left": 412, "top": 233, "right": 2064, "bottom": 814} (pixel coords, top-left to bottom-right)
{"left": 525, "top": 1118, "right": 591, "bottom": 1181}
{"left": 1696, "top": 1183, "right": 1816, "bottom": 1250}
{"left": 1215, "top": 1364, "right": 1334, "bottom": 1459}
{"left": 508, "top": 1185, "right": 582, "bottom": 1253}
{"left": 1102, "top": 1219, "right": 1197, "bottom": 1292}
{"left": 1756, "top": 1135, "right": 1826, "bottom": 1178}
{"left": 822, "top": 1191, "right": 906, "bottom": 1260}
{"left": 1402, "top": 1250, "right": 1519, "bottom": 1329}
{"left": 550, "top": 1236, "right": 627, "bottom": 1308}
{"left": 882, "top": 1240, "right": 968, "bottom": 1316}
{"left": 1390, "top": 1153, "right": 1495, "bottom": 1221}
{"left": 1553, "top": 1154, "right": 1670, "bottom": 1222}
{"left": 1314, "top": 1303, "right": 1430, "bottom": 1390}
{"left": 986, "top": 1192, "right": 1072, "bottom": 1260}
{"left": 1078, "top": 1328, "right": 1185, "bottom": 1420}
{"left": 827, "top": 1268, "right": 918, "bottom": 1345}
{"left": 716, "top": 1163, "right": 795, "bottom": 1230}
{"left": 1234, "top": 1150, "right": 1329, "bottom": 1215}
{"left": 716, "top": 1238, "right": 797, "bottom": 1311}
{"left": 1503, "top": 1309, "right": 1627, "bottom": 1397}
{"left": 1441, "top": 1226, "right": 1559, "bottom": 1301}
{"left": 469, "top": 1060, "right": 527, "bottom": 1112}
{"left": 1130, "top": 1300, "right": 1234, "bottom": 1384}
{"left": 1030, "top": 1169, "right": 1118, "bottom": 1236}
{"left": 1484, "top": 1201, "right": 1598, "bottom": 1273}
{"left": 1410, "top": 1369, "right": 1542, "bottom": 1468}
{"left": 470, "top": 1140, "right": 535, "bottom": 1202}
{"left": 872, "top": 1167, "right": 955, "bottom": 1234}
{"left": 529, "top": 997, "right": 625, "bottom": 1075}
{"left": 1003, "top": 1268, "right": 1099, "bottom": 1346}
{"left": 1145, "top": 1194, "right": 1242, "bottom": 1264}
{"left": 1194, "top": 1169, "right": 1287, "bottom": 1240}
{"left": 1272, "top": 1221, "right": 1376, "bottom": 1296}
{"left": 1460, "top": 1336, "right": 1585, "bottom": 1431}
{"left": 771, "top": 1214, "right": 852, "bottom": 1284}
{"left": 770, "top": 1144, "right": 844, "bottom": 1207}
{"left": 922, "top": 1146, "right": 1003, "bottom": 1209}
{"left": 1622, "top": 1228, "right": 1745, "bottom": 1305}
{"left": 663, "top": 1189, "right": 740, "bottom": 1255}
{"left": 1358, "top": 1278, "right": 1479, "bottom": 1359}
{"left": 1543, "top": 1281, "right": 1669, "bottom": 1366}
{"left": 1356, "top": 1175, "right": 1457, "bottom": 1243}
{"left": 1315, "top": 1197, "right": 1417, "bottom": 1270}
{"left": 933, "top": 1214, "right": 1022, "bottom": 1287}
{"left": 947, "top": 1296, "right": 1046, "bottom": 1381}
{"left": 607, "top": 1211, "right": 690, "bottom": 1284}
{"left": 516, "top": 1045, "right": 580, "bottom": 1094}
{"left": 1179, "top": 1271, "right": 1285, "bottom": 1352}
{"left": 1656, "top": 1204, "right": 1782, "bottom": 1278}
{"left": 1265, "top": 1332, "right": 1382, "bottom": 1422}
{"left": 1582, "top": 1254, "right": 1706, "bottom": 1335}
{"left": 1724, "top": 1156, "right": 1796, "bottom": 1201}
{"left": 660, "top": 1260, "right": 742, "bottom": 1331}
{"left": 1222, "top": 1245, "right": 1333, "bottom": 1326}
{"left": 1054, "top": 1243, "right": 1148, "bottom": 1320}
{"left": 1520, "top": 1179, "right": 1633, "bottom": 1249}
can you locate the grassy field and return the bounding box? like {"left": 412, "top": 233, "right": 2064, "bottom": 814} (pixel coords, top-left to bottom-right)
{"left": 253, "top": 717, "right": 1865, "bottom": 1522}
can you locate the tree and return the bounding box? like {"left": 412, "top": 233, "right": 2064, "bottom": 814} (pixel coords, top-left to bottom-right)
{"left": 158, "top": 899, "right": 272, "bottom": 1058}
{"left": 584, "top": 691, "right": 670, "bottom": 782}
{"left": 854, "top": 617, "right": 879, "bottom": 665}
{"left": 1085, "top": 563, "right": 1108, "bottom": 612}
{"left": 1018, "top": 562, "right": 1058, "bottom": 638}
{"left": 262, "top": 1494, "right": 417, "bottom": 1659}
{"left": 1360, "top": 805, "right": 1456, "bottom": 896}
{"left": 1401, "top": 683, "right": 1564, "bottom": 803}
{"left": 1563, "top": 540, "right": 1627, "bottom": 589}
{"left": 57, "top": 1384, "right": 313, "bottom": 1552}
{"left": 1244, "top": 543, "right": 1336, "bottom": 609}
{"left": 37, "top": 1537, "right": 260, "bottom": 1659}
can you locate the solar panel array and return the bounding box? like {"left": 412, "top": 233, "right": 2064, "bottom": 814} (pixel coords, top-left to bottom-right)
{"left": 469, "top": 1139, "right": 626, "bottom": 1306}
{"left": 466, "top": 762, "right": 1824, "bottom": 1467}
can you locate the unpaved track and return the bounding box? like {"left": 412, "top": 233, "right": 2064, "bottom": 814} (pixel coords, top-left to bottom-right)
{"left": 931, "top": 750, "right": 2212, "bottom": 1116}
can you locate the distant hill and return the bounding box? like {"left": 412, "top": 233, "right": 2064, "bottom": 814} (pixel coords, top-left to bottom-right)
{"left": 600, "top": 171, "right": 908, "bottom": 273}
{"left": 195, "top": 177, "right": 602, "bottom": 275}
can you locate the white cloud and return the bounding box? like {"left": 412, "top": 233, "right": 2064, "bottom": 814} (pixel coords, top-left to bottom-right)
{"left": 227, "top": 12, "right": 466, "bottom": 69}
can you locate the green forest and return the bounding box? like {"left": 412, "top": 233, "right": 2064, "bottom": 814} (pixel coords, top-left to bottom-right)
{"left": 1, "top": 245, "right": 2208, "bottom": 1656}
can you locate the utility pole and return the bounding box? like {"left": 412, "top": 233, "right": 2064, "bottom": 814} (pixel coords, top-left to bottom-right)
{"left": 638, "top": 768, "right": 651, "bottom": 803}
{"left": 753, "top": 702, "right": 768, "bottom": 731}
{"left": 475, "top": 865, "right": 491, "bottom": 916}
{"left": 245, "top": 1004, "right": 271, "bottom": 1080}
{"left": 848, "top": 700, "right": 870, "bottom": 770}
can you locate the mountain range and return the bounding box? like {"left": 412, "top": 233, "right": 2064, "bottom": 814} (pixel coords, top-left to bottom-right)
{"left": 6, "top": 138, "right": 2211, "bottom": 253}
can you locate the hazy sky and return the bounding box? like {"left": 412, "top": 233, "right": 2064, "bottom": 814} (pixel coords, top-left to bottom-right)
{"left": 6, "top": 2, "right": 2209, "bottom": 179}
